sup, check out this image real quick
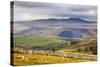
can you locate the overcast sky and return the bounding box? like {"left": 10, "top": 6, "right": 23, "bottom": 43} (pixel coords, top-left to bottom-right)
{"left": 13, "top": 1, "right": 97, "bottom": 21}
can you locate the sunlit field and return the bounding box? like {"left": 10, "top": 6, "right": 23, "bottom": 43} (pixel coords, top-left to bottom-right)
{"left": 12, "top": 53, "right": 94, "bottom": 66}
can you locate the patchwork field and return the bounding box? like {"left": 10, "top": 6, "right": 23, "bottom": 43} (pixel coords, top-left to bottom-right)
{"left": 12, "top": 36, "right": 97, "bottom": 66}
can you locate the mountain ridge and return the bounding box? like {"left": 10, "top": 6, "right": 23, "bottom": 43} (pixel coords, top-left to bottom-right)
{"left": 15, "top": 17, "right": 96, "bottom": 23}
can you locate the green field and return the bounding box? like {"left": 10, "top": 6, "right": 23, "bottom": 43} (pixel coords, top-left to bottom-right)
{"left": 14, "top": 36, "right": 97, "bottom": 53}
{"left": 14, "top": 36, "right": 67, "bottom": 50}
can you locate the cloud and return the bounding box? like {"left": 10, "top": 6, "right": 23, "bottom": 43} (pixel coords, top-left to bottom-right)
{"left": 13, "top": 1, "right": 97, "bottom": 21}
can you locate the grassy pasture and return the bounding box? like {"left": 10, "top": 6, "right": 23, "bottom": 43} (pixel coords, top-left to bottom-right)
{"left": 14, "top": 36, "right": 67, "bottom": 50}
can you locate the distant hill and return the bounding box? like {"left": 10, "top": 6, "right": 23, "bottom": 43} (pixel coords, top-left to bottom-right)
{"left": 15, "top": 17, "right": 96, "bottom": 24}
{"left": 58, "top": 29, "right": 92, "bottom": 38}
{"left": 14, "top": 18, "right": 96, "bottom": 37}
{"left": 31, "top": 17, "right": 96, "bottom": 23}
{"left": 58, "top": 30, "right": 80, "bottom": 38}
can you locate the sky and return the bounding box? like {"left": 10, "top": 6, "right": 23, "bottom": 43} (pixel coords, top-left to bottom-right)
{"left": 13, "top": 1, "right": 97, "bottom": 21}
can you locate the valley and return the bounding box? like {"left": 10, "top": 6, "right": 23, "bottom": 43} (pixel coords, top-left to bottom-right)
{"left": 12, "top": 35, "right": 97, "bottom": 66}
{"left": 12, "top": 18, "right": 97, "bottom": 66}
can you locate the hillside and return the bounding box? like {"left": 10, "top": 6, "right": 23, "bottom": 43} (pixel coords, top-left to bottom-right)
{"left": 14, "top": 36, "right": 68, "bottom": 50}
